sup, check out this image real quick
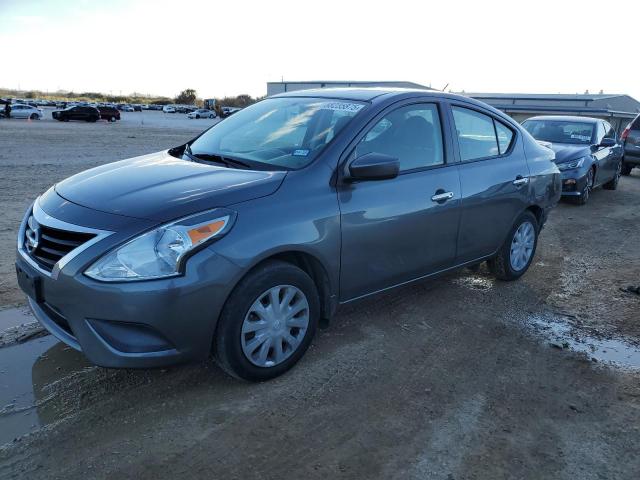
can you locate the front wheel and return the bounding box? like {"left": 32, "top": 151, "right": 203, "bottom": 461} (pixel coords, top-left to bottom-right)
{"left": 621, "top": 163, "right": 633, "bottom": 176}
{"left": 30, "top": 113, "right": 38, "bottom": 120}
{"left": 209, "top": 114, "right": 214, "bottom": 118}
{"left": 213, "top": 260, "right": 319, "bottom": 381}
{"left": 487, "top": 210, "right": 539, "bottom": 281}
{"left": 573, "top": 168, "right": 594, "bottom": 205}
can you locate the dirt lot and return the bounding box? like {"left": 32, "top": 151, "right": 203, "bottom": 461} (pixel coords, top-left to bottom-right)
{"left": 0, "top": 114, "right": 639, "bottom": 479}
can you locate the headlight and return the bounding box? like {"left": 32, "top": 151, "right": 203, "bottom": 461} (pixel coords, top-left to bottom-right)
{"left": 85, "top": 209, "right": 235, "bottom": 282}
{"left": 557, "top": 157, "right": 586, "bottom": 171}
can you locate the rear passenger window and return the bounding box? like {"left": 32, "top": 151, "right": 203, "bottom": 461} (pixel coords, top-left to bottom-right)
{"left": 495, "top": 121, "right": 514, "bottom": 154}
{"left": 355, "top": 103, "right": 444, "bottom": 171}
{"left": 452, "top": 107, "right": 499, "bottom": 161}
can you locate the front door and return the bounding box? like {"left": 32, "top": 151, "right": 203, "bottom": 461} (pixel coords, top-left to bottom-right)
{"left": 338, "top": 102, "right": 461, "bottom": 301}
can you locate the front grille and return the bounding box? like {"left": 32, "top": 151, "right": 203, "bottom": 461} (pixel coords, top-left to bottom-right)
{"left": 24, "top": 214, "right": 95, "bottom": 271}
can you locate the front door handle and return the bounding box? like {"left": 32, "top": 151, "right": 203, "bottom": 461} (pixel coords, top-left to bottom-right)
{"left": 431, "top": 191, "right": 454, "bottom": 203}
{"left": 513, "top": 176, "right": 529, "bottom": 187}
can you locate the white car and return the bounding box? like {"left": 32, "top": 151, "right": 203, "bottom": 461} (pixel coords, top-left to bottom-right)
{"left": 120, "top": 105, "right": 135, "bottom": 112}
{"left": 8, "top": 104, "right": 44, "bottom": 120}
{"left": 187, "top": 109, "right": 216, "bottom": 119}
{"left": 162, "top": 105, "right": 176, "bottom": 113}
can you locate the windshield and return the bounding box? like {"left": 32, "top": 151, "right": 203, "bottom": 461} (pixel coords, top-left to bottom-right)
{"left": 522, "top": 120, "right": 594, "bottom": 145}
{"left": 189, "top": 97, "right": 366, "bottom": 169}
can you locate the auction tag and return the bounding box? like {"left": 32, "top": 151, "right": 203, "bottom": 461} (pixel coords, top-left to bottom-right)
{"left": 320, "top": 102, "right": 364, "bottom": 113}
{"left": 293, "top": 149, "right": 310, "bottom": 156}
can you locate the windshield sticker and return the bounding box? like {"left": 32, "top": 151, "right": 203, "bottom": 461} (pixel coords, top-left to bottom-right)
{"left": 570, "top": 134, "right": 591, "bottom": 141}
{"left": 293, "top": 149, "right": 310, "bottom": 156}
{"left": 320, "top": 102, "right": 364, "bottom": 113}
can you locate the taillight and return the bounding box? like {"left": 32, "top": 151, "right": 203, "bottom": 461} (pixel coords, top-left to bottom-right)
{"left": 621, "top": 125, "right": 631, "bottom": 140}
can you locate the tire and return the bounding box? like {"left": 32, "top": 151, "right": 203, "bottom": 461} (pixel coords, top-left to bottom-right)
{"left": 487, "top": 210, "right": 539, "bottom": 281}
{"left": 209, "top": 114, "right": 214, "bottom": 119}
{"left": 196, "top": 114, "right": 200, "bottom": 119}
{"left": 109, "top": 116, "right": 116, "bottom": 122}
{"left": 214, "top": 260, "right": 319, "bottom": 381}
{"left": 30, "top": 113, "right": 38, "bottom": 120}
{"left": 573, "top": 168, "right": 594, "bottom": 205}
{"left": 621, "top": 163, "right": 633, "bottom": 176}
{"left": 603, "top": 161, "right": 622, "bottom": 190}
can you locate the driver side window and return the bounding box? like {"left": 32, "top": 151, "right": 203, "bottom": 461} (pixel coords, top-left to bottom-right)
{"left": 354, "top": 104, "right": 444, "bottom": 172}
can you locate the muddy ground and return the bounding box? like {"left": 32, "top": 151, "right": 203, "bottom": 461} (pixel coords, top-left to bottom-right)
{"left": 0, "top": 115, "right": 639, "bottom": 479}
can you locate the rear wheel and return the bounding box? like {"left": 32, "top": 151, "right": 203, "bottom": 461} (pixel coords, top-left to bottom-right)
{"left": 196, "top": 114, "right": 200, "bottom": 119}
{"left": 109, "top": 116, "right": 116, "bottom": 122}
{"left": 213, "top": 260, "right": 319, "bottom": 381}
{"left": 603, "top": 161, "right": 622, "bottom": 190}
{"left": 487, "top": 210, "right": 539, "bottom": 281}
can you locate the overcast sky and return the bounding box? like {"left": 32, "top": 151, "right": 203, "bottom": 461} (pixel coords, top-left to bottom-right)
{"left": 1, "top": 0, "right": 638, "bottom": 100}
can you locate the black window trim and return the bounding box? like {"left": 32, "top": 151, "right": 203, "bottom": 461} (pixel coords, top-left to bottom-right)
{"left": 448, "top": 101, "right": 518, "bottom": 164}
{"left": 340, "top": 99, "right": 452, "bottom": 178}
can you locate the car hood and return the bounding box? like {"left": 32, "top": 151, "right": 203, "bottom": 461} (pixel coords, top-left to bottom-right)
{"left": 55, "top": 150, "right": 286, "bottom": 222}
{"left": 546, "top": 143, "right": 591, "bottom": 164}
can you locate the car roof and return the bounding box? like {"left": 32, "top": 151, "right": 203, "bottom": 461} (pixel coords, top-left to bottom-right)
{"left": 270, "top": 87, "right": 516, "bottom": 125}
{"left": 271, "top": 87, "right": 462, "bottom": 102}
{"left": 525, "top": 115, "right": 601, "bottom": 124}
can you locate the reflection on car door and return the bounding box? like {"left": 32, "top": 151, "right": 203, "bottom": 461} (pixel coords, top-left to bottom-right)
{"left": 338, "top": 101, "right": 461, "bottom": 300}
{"left": 449, "top": 104, "right": 531, "bottom": 264}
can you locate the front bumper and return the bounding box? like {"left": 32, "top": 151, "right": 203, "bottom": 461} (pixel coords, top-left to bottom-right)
{"left": 559, "top": 169, "right": 588, "bottom": 197}
{"left": 15, "top": 201, "right": 243, "bottom": 368}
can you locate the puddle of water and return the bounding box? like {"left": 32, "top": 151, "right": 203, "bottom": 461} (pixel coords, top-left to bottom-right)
{"left": 0, "top": 336, "right": 90, "bottom": 446}
{"left": 0, "top": 307, "right": 35, "bottom": 332}
{"left": 528, "top": 313, "right": 640, "bottom": 370}
{"left": 452, "top": 274, "right": 494, "bottom": 291}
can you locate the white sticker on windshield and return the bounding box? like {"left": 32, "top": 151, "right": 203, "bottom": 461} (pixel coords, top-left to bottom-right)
{"left": 320, "top": 102, "right": 364, "bottom": 113}
{"left": 293, "top": 149, "right": 310, "bottom": 156}
{"left": 570, "top": 134, "right": 591, "bottom": 141}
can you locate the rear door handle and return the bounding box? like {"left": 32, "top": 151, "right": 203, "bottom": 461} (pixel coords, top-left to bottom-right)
{"left": 513, "top": 176, "right": 529, "bottom": 187}
{"left": 431, "top": 191, "right": 454, "bottom": 203}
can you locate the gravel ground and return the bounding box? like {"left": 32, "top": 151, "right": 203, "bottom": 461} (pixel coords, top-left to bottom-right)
{"left": 0, "top": 115, "right": 639, "bottom": 479}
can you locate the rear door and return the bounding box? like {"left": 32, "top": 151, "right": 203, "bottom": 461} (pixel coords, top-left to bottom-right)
{"left": 448, "top": 103, "right": 530, "bottom": 264}
{"left": 338, "top": 100, "right": 461, "bottom": 300}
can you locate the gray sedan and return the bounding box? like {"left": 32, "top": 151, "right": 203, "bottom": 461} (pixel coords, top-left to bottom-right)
{"left": 16, "top": 88, "right": 561, "bottom": 381}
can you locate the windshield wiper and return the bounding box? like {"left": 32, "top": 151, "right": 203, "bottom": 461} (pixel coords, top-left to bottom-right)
{"left": 194, "top": 153, "right": 252, "bottom": 170}
{"left": 183, "top": 144, "right": 251, "bottom": 169}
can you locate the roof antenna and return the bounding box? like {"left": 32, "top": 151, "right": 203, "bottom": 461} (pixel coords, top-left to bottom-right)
{"left": 441, "top": 83, "right": 449, "bottom": 92}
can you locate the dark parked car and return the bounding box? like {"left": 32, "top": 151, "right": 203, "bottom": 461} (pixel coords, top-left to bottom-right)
{"left": 522, "top": 116, "right": 623, "bottom": 205}
{"left": 98, "top": 106, "right": 121, "bottom": 122}
{"left": 16, "top": 89, "right": 560, "bottom": 381}
{"left": 621, "top": 114, "right": 640, "bottom": 175}
{"left": 52, "top": 105, "right": 101, "bottom": 122}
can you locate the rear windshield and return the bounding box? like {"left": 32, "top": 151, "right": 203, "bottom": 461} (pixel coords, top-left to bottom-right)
{"left": 522, "top": 119, "right": 594, "bottom": 145}
{"left": 189, "top": 97, "right": 366, "bottom": 169}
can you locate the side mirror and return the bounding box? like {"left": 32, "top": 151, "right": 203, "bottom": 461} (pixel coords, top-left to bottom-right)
{"left": 347, "top": 152, "right": 400, "bottom": 181}
{"left": 598, "top": 138, "right": 616, "bottom": 148}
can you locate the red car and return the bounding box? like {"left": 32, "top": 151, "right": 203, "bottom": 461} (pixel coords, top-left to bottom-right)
{"left": 98, "top": 106, "right": 121, "bottom": 122}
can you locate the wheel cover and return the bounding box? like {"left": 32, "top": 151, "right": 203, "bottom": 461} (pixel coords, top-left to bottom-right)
{"left": 510, "top": 221, "right": 535, "bottom": 271}
{"left": 584, "top": 169, "right": 593, "bottom": 199}
{"left": 241, "top": 285, "right": 310, "bottom": 368}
